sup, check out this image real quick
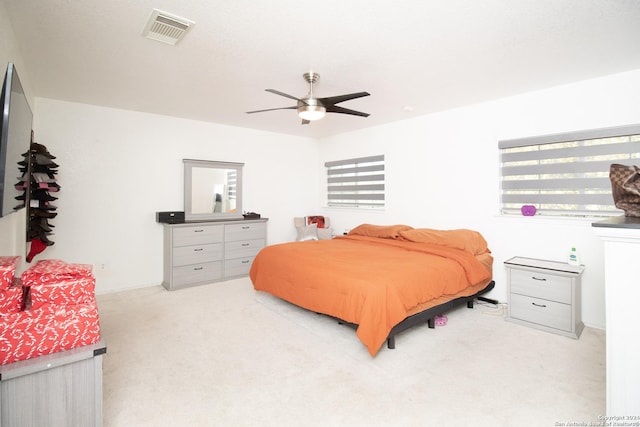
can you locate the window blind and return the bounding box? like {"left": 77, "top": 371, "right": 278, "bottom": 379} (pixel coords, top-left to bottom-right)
{"left": 499, "top": 124, "right": 640, "bottom": 217}
{"left": 325, "top": 155, "right": 385, "bottom": 208}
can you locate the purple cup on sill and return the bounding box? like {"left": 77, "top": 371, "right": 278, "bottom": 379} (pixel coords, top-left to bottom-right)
{"left": 521, "top": 205, "right": 537, "bottom": 216}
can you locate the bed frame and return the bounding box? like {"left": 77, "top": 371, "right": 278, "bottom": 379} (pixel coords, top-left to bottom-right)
{"left": 335, "top": 280, "right": 496, "bottom": 350}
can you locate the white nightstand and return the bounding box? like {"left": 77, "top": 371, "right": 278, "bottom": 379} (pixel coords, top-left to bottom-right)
{"left": 504, "top": 256, "right": 584, "bottom": 339}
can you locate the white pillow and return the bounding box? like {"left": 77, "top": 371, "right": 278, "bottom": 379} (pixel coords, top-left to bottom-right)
{"left": 316, "top": 227, "right": 334, "bottom": 240}
{"left": 296, "top": 223, "right": 318, "bottom": 241}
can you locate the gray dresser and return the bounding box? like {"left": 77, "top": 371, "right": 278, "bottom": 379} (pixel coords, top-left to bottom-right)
{"left": 162, "top": 219, "right": 267, "bottom": 290}
{"left": 505, "top": 256, "right": 584, "bottom": 339}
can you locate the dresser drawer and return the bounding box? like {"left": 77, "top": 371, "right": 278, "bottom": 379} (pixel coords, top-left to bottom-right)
{"left": 225, "top": 222, "right": 266, "bottom": 242}
{"left": 510, "top": 269, "right": 572, "bottom": 304}
{"left": 173, "top": 243, "right": 223, "bottom": 267}
{"left": 224, "top": 256, "right": 255, "bottom": 278}
{"left": 224, "top": 239, "right": 265, "bottom": 259}
{"left": 173, "top": 225, "right": 224, "bottom": 247}
{"left": 172, "top": 262, "right": 222, "bottom": 287}
{"left": 510, "top": 293, "right": 572, "bottom": 332}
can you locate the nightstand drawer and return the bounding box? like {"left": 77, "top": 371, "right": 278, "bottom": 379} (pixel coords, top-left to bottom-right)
{"left": 510, "top": 293, "right": 572, "bottom": 332}
{"left": 510, "top": 269, "right": 572, "bottom": 304}
{"left": 173, "top": 225, "right": 224, "bottom": 247}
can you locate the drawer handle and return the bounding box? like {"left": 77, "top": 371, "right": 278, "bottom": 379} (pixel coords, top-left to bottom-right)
{"left": 241, "top": 243, "right": 250, "bottom": 246}
{"left": 193, "top": 248, "right": 203, "bottom": 252}
{"left": 194, "top": 229, "right": 204, "bottom": 233}
{"left": 531, "top": 302, "right": 547, "bottom": 308}
{"left": 242, "top": 226, "right": 250, "bottom": 229}
{"left": 193, "top": 267, "right": 203, "bottom": 271}
{"left": 531, "top": 276, "right": 547, "bottom": 281}
{"left": 241, "top": 260, "right": 250, "bottom": 264}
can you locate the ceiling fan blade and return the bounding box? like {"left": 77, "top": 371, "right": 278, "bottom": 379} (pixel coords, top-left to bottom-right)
{"left": 319, "top": 92, "right": 370, "bottom": 106}
{"left": 265, "top": 89, "right": 303, "bottom": 102}
{"left": 246, "top": 106, "right": 297, "bottom": 114}
{"left": 325, "top": 105, "right": 370, "bottom": 117}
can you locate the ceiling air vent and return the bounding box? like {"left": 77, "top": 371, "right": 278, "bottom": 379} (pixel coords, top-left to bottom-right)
{"left": 143, "top": 9, "right": 195, "bottom": 45}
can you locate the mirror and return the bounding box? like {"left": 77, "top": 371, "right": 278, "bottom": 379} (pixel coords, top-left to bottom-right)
{"left": 184, "top": 159, "right": 244, "bottom": 221}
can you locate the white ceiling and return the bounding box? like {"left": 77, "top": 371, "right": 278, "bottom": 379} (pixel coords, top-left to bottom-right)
{"left": 5, "top": 0, "right": 640, "bottom": 138}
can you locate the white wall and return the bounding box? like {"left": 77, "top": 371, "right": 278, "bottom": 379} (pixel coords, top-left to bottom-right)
{"left": 317, "top": 68, "right": 640, "bottom": 330}
{"left": 32, "top": 99, "right": 318, "bottom": 294}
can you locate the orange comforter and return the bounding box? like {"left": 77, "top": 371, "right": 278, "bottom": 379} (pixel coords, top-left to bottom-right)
{"left": 249, "top": 235, "right": 492, "bottom": 356}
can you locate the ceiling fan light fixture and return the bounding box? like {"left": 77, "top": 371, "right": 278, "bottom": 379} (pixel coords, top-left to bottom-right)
{"left": 298, "top": 105, "right": 326, "bottom": 121}
{"left": 246, "top": 72, "right": 370, "bottom": 123}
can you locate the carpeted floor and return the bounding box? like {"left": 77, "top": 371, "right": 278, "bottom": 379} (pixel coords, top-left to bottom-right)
{"left": 96, "top": 278, "right": 605, "bottom": 427}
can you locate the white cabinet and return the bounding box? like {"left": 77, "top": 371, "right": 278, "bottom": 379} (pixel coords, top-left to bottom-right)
{"left": 505, "top": 256, "right": 584, "bottom": 339}
{"left": 162, "top": 219, "right": 267, "bottom": 290}
{"left": 593, "top": 217, "right": 640, "bottom": 416}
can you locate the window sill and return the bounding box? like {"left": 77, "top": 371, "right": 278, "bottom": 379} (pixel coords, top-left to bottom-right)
{"left": 495, "top": 213, "right": 620, "bottom": 226}
{"left": 323, "top": 206, "right": 386, "bottom": 213}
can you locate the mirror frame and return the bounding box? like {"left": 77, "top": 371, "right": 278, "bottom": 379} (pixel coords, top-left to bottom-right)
{"left": 183, "top": 159, "right": 244, "bottom": 221}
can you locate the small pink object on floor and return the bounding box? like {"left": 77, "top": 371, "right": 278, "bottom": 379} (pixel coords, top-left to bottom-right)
{"left": 435, "top": 315, "right": 448, "bottom": 326}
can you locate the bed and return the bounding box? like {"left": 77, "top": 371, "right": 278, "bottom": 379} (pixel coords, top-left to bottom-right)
{"left": 249, "top": 224, "right": 494, "bottom": 356}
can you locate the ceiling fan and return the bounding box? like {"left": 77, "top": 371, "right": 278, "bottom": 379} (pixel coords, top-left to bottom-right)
{"left": 246, "top": 72, "right": 370, "bottom": 124}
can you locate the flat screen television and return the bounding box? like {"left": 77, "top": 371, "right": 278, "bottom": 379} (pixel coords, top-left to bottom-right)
{"left": 0, "top": 63, "right": 33, "bottom": 217}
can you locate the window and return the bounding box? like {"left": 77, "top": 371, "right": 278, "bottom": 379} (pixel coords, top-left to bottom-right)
{"left": 325, "top": 155, "right": 385, "bottom": 208}
{"left": 500, "top": 124, "right": 640, "bottom": 217}
{"left": 226, "top": 169, "right": 237, "bottom": 202}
